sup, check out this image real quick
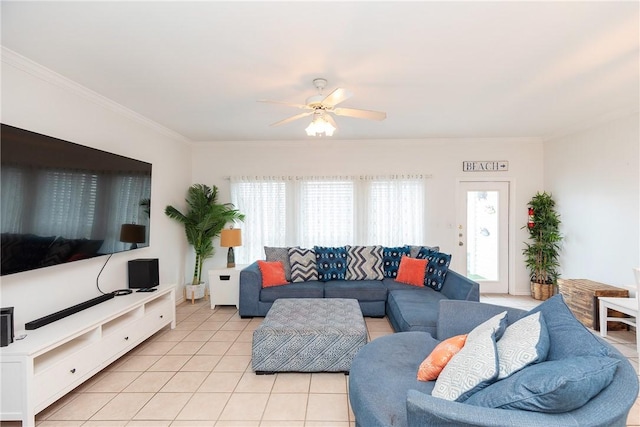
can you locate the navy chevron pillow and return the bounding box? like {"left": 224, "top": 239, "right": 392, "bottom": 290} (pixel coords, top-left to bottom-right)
{"left": 288, "top": 247, "right": 318, "bottom": 282}
{"left": 346, "top": 245, "right": 384, "bottom": 280}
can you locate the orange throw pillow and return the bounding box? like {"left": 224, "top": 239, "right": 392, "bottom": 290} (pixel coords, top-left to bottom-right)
{"left": 417, "top": 334, "right": 468, "bottom": 381}
{"left": 258, "top": 260, "right": 289, "bottom": 288}
{"left": 396, "top": 256, "right": 428, "bottom": 287}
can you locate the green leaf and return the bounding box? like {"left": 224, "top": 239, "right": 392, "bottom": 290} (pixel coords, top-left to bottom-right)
{"left": 165, "top": 184, "right": 245, "bottom": 284}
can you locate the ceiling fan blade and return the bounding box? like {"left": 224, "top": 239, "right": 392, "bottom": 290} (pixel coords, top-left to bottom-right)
{"left": 324, "top": 113, "right": 338, "bottom": 129}
{"left": 321, "top": 88, "right": 353, "bottom": 107}
{"left": 258, "top": 99, "right": 310, "bottom": 110}
{"left": 333, "top": 107, "right": 387, "bottom": 121}
{"left": 270, "top": 111, "right": 314, "bottom": 127}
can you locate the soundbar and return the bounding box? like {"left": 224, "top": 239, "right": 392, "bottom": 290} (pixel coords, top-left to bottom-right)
{"left": 25, "top": 293, "right": 115, "bottom": 330}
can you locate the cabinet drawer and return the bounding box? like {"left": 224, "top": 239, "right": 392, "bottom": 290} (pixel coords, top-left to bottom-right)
{"left": 34, "top": 347, "right": 97, "bottom": 404}
{"left": 139, "top": 300, "right": 174, "bottom": 337}
{"left": 100, "top": 327, "right": 144, "bottom": 361}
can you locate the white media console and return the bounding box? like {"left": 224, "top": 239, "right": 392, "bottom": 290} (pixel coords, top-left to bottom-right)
{"left": 0, "top": 284, "right": 176, "bottom": 426}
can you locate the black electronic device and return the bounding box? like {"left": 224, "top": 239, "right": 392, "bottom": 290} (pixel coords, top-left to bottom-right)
{"left": 0, "top": 123, "right": 152, "bottom": 276}
{"left": 128, "top": 258, "right": 160, "bottom": 290}
{"left": 0, "top": 307, "right": 14, "bottom": 347}
{"left": 25, "top": 293, "right": 114, "bottom": 330}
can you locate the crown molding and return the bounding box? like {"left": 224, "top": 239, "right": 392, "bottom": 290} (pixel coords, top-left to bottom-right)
{"left": 543, "top": 105, "right": 640, "bottom": 142}
{"left": 1, "top": 47, "right": 191, "bottom": 144}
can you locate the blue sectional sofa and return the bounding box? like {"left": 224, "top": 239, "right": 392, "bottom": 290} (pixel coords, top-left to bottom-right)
{"left": 239, "top": 261, "right": 479, "bottom": 336}
{"left": 348, "top": 295, "right": 639, "bottom": 427}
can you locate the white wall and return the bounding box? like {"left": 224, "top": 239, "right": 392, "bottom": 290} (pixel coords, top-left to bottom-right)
{"left": 544, "top": 113, "right": 640, "bottom": 288}
{"left": 192, "top": 137, "right": 544, "bottom": 295}
{"left": 0, "top": 52, "right": 193, "bottom": 329}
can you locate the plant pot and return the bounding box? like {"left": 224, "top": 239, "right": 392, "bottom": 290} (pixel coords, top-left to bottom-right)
{"left": 531, "top": 281, "right": 553, "bottom": 301}
{"left": 184, "top": 282, "right": 207, "bottom": 304}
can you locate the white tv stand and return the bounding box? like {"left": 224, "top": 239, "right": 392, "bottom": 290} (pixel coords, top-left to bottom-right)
{"left": 0, "top": 284, "right": 176, "bottom": 426}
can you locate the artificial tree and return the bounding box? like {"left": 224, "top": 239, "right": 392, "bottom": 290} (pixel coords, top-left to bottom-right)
{"left": 523, "top": 191, "right": 562, "bottom": 300}
{"left": 165, "top": 184, "right": 244, "bottom": 285}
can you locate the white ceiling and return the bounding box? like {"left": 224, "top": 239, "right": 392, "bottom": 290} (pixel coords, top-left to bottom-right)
{"left": 2, "top": 1, "right": 638, "bottom": 142}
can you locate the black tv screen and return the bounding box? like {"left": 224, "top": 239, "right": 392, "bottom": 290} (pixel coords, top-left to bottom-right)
{"left": 1, "top": 124, "right": 152, "bottom": 276}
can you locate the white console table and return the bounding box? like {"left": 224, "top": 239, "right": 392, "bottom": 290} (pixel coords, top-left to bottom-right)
{"left": 0, "top": 284, "right": 176, "bottom": 426}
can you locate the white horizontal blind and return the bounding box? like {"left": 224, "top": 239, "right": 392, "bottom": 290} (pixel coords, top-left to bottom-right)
{"left": 230, "top": 177, "right": 287, "bottom": 263}
{"left": 230, "top": 174, "right": 428, "bottom": 264}
{"left": 297, "top": 179, "right": 354, "bottom": 247}
{"left": 367, "top": 177, "right": 425, "bottom": 246}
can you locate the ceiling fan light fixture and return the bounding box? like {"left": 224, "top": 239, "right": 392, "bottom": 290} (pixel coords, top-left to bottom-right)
{"left": 305, "top": 114, "right": 335, "bottom": 137}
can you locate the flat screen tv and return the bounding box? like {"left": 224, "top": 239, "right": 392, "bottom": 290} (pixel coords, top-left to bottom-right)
{"left": 1, "top": 124, "right": 152, "bottom": 276}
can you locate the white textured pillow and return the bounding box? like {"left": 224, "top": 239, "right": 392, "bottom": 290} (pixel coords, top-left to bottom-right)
{"left": 467, "top": 311, "right": 508, "bottom": 342}
{"left": 432, "top": 311, "right": 507, "bottom": 401}
{"left": 432, "top": 328, "right": 499, "bottom": 401}
{"left": 496, "top": 311, "right": 550, "bottom": 380}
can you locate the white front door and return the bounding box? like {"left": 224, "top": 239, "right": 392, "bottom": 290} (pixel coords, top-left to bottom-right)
{"left": 456, "top": 181, "right": 510, "bottom": 293}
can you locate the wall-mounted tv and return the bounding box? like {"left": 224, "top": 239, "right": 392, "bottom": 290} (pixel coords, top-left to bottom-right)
{"left": 1, "top": 124, "right": 152, "bottom": 276}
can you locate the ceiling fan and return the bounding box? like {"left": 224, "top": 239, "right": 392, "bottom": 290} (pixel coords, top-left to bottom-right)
{"left": 258, "top": 78, "right": 386, "bottom": 136}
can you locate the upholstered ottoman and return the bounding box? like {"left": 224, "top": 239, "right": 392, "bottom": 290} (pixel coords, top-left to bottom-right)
{"left": 252, "top": 298, "right": 368, "bottom": 373}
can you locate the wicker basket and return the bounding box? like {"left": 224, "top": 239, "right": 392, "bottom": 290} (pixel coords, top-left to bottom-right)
{"left": 531, "top": 282, "right": 553, "bottom": 301}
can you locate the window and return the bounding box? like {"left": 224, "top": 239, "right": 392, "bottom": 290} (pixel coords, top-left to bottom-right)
{"left": 298, "top": 179, "right": 354, "bottom": 247}
{"left": 231, "top": 175, "right": 428, "bottom": 264}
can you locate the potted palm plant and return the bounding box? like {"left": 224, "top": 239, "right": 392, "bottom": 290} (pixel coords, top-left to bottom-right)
{"left": 165, "top": 184, "right": 244, "bottom": 287}
{"left": 523, "top": 191, "right": 562, "bottom": 300}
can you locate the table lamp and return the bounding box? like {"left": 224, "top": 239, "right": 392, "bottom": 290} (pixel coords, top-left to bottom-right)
{"left": 220, "top": 228, "right": 242, "bottom": 268}
{"left": 120, "top": 224, "right": 146, "bottom": 249}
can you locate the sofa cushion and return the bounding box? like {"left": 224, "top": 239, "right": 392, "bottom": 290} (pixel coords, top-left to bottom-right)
{"left": 382, "top": 246, "right": 411, "bottom": 278}
{"left": 417, "top": 334, "right": 467, "bottom": 381}
{"left": 496, "top": 311, "right": 549, "bottom": 379}
{"left": 288, "top": 247, "right": 318, "bottom": 282}
{"left": 432, "top": 312, "right": 507, "bottom": 401}
{"left": 349, "top": 331, "right": 438, "bottom": 427}
{"left": 265, "top": 246, "right": 294, "bottom": 281}
{"left": 323, "top": 280, "right": 388, "bottom": 301}
{"left": 433, "top": 328, "right": 499, "bottom": 401}
{"left": 527, "top": 294, "right": 610, "bottom": 360}
{"left": 259, "top": 281, "right": 324, "bottom": 302}
{"left": 416, "top": 247, "right": 451, "bottom": 291}
{"left": 465, "top": 356, "right": 620, "bottom": 413}
{"left": 345, "top": 245, "right": 384, "bottom": 280}
{"left": 409, "top": 245, "right": 440, "bottom": 258}
{"left": 396, "top": 256, "right": 427, "bottom": 287}
{"left": 257, "top": 260, "right": 289, "bottom": 288}
{"left": 314, "top": 246, "right": 348, "bottom": 281}
{"left": 386, "top": 288, "right": 447, "bottom": 333}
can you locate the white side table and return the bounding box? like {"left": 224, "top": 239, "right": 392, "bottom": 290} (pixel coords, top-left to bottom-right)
{"left": 209, "top": 265, "right": 246, "bottom": 309}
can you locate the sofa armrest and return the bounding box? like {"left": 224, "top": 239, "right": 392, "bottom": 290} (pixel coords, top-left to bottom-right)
{"left": 239, "top": 262, "right": 262, "bottom": 317}
{"left": 406, "top": 390, "right": 581, "bottom": 427}
{"left": 436, "top": 300, "right": 526, "bottom": 340}
{"left": 439, "top": 269, "right": 479, "bottom": 301}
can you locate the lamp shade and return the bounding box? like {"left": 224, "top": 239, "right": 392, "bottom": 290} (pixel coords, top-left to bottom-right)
{"left": 220, "top": 228, "right": 242, "bottom": 247}
{"left": 120, "top": 224, "right": 146, "bottom": 244}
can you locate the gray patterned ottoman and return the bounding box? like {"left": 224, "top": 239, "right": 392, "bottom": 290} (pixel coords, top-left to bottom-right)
{"left": 252, "top": 298, "right": 368, "bottom": 373}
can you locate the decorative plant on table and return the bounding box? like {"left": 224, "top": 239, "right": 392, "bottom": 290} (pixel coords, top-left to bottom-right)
{"left": 523, "top": 191, "right": 562, "bottom": 300}
{"left": 165, "top": 184, "right": 244, "bottom": 285}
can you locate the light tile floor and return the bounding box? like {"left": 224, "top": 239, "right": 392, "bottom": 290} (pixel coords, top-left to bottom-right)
{"left": 2, "top": 294, "right": 637, "bottom": 426}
